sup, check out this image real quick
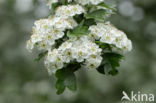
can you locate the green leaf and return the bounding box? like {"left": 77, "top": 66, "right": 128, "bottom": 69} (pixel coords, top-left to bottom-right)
{"left": 55, "top": 63, "right": 81, "bottom": 95}
{"left": 97, "top": 53, "right": 124, "bottom": 76}
{"left": 104, "top": 53, "right": 123, "bottom": 68}
{"left": 98, "top": 2, "right": 116, "bottom": 12}
{"left": 34, "top": 51, "right": 48, "bottom": 62}
{"left": 95, "top": 41, "right": 112, "bottom": 50}
{"left": 64, "top": 73, "right": 77, "bottom": 91}
{"left": 84, "top": 9, "right": 109, "bottom": 22}
{"left": 67, "top": 20, "right": 90, "bottom": 37}
{"left": 55, "top": 80, "right": 65, "bottom": 95}
{"left": 84, "top": 19, "right": 96, "bottom": 27}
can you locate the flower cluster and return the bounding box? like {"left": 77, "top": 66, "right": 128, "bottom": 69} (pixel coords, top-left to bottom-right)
{"left": 26, "top": 0, "right": 133, "bottom": 94}
{"left": 89, "top": 22, "right": 132, "bottom": 52}
{"left": 27, "top": 0, "right": 132, "bottom": 72}
{"left": 26, "top": 17, "right": 77, "bottom": 52}
{"left": 45, "top": 36, "right": 102, "bottom": 74}
{"left": 55, "top": 5, "right": 85, "bottom": 18}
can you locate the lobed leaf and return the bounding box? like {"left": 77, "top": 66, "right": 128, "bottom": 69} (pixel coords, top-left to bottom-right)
{"left": 97, "top": 53, "right": 124, "bottom": 76}
{"left": 84, "top": 9, "right": 109, "bottom": 22}
{"left": 98, "top": 2, "right": 116, "bottom": 12}
{"left": 55, "top": 63, "right": 80, "bottom": 95}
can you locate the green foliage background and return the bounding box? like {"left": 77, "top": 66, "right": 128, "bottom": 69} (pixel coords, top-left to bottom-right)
{"left": 0, "top": 0, "right": 156, "bottom": 103}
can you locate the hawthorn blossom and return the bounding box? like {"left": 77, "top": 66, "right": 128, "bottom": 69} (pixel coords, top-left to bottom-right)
{"left": 44, "top": 36, "right": 103, "bottom": 74}
{"left": 55, "top": 4, "right": 85, "bottom": 18}
{"left": 26, "top": 17, "right": 77, "bottom": 51}
{"left": 89, "top": 22, "right": 132, "bottom": 52}
{"left": 26, "top": 0, "right": 132, "bottom": 75}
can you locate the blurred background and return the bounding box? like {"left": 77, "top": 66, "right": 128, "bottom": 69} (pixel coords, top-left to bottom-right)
{"left": 0, "top": 0, "right": 156, "bottom": 103}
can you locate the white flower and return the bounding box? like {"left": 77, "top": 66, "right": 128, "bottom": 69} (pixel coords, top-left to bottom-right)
{"left": 31, "top": 34, "right": 42, "bottom": 43}
{"left": 53, "top": 17, "right": 78, "bottom": 30}
{"left": 100, "top": 33, "right": 115, "bottom": 44}
{"left": 89, "top": 25, "right": 103, "bottom": 40}
{"left": 45, "top": 49, "right": 64, "bottom": 74}
{"left": 55, "top": 4, "right": 85, "bottom": 18}
{"left": 58, "top": 41, "right": 72, "bottom": 51}
{"left": 87, "top": 43, "right": 102, "bottom": 55}
{"left": 46, "top": 49, "right": 59, "bottom": 62}
{"left": 45, "top": 61, "right": 63, "bottom": 75}
{"left": 37, "top": 41, "right": 52, "bottom": 50}
{"left": 45, "top": 33, "right": 55, "bottom": 45}
{"left": 62, "top": 49, "right": 73, "bottom": 63}
{"left": 84, "top": 55, "right": 102, "bottom": 69}
{"left": 72, "top": 47, "right": 88, "bottom": 62}
{"left": 52, "top": 29, "right": 64, "bottom": 39}
{"left": 89, "top": 22, "right": 132, "bottom": 52}
{"left": 26, "top": 17, "right": 77, "bottom": 51}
